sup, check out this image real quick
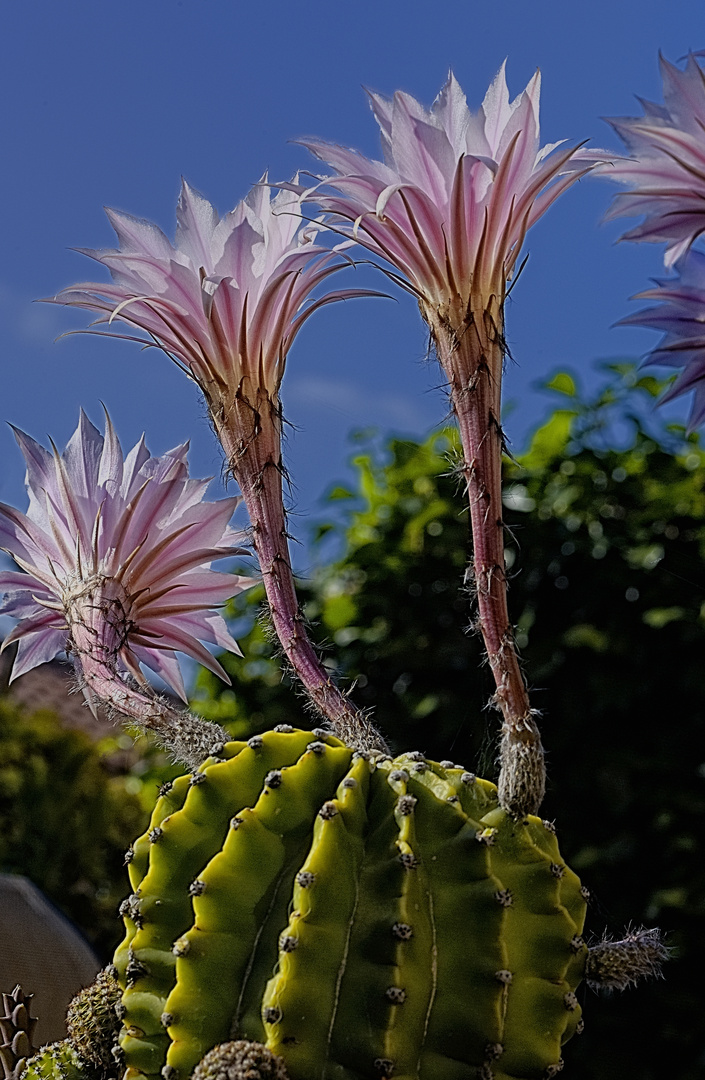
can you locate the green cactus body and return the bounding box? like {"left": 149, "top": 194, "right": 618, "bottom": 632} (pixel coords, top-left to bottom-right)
{"left": 114, "top": 730, "right": 587, "bottom": 1080}
{"left": 23, "top": 1042, "right": 87, "bottom": 1080}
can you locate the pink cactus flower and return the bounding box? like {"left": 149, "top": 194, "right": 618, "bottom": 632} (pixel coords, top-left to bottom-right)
{"left": 620, "top": 247, "right": 705, "bottom": 429}
{"left": 292, "top": 65, "right": 606, "bottom": 814}
{"left": 296, "top": 64, "right": 606, "bottom": 310}
{"left": 604, "top": 52, "right": 705, "bottom": 267}
{"left": 0, "top": 411, "right": 255, "bottom": 702}
{"left": 50, "top": 178, "right": 376, "bottom": 407}
{"left": 48, "top": 182, "right": 388, "bottom": 752}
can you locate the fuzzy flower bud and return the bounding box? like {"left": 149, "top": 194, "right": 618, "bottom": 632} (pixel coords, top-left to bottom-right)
{"left": 585, "top": 927, "right": 670, "bottom": 992}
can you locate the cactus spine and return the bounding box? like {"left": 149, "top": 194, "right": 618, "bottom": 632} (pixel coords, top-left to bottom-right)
{"left": 113, "top": 729, "right": 587, "bottom": 1080}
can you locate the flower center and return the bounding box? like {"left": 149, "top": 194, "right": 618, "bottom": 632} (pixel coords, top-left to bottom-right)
{"left": 62, "top": 573, "right": 136, "bottom": 664}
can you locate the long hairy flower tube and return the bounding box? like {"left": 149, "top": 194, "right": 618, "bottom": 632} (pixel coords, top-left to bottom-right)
{"left": 294, "top": 66, "right": 609, "bottom": 815}
{"left": 604, "top": 52, "right": 705, "bottom": 267}
{"left": 0, "top": 411, "right": 256, "bottom": 767}
{"left": 47, "top": 180, "right": 388, "bottom": 752}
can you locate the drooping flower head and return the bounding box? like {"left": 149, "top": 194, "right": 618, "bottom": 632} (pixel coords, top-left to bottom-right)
{"left": 296, "top": 65, "right": 606, "bottom": 317}
{"left": 50, "top": 179, "right": 376, "bottom": 408}
{"left": 0, "top": 411, "right": 255, "bottom": 700}
{"left": 604, "top": 52, "right": 705, "bottom": 267}
{"left": 619, "top": 247, "right": 705, "bottom": 430}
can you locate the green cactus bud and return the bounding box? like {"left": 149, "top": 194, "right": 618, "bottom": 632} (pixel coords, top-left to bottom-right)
{"left": 112, "top": 730, "right": 588, "bottom": 1080}
{"left": 0, "top": 986, "right": 38, "bottom": 1080}
{"left": 22, "top": 1042, "right": 87, "bottom": 1080}
{"left": 66, "top": 969, "right": 123, "bottom": 1072}
{"left": 191, "top": 1042, "right": 288, "bottom": 1080}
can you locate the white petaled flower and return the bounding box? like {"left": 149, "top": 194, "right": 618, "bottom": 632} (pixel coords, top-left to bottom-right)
{"left": 0, "top": 411, "right": 255, "bottom": 701}
{"left": 604, "top": 52, "right": 705, "bottom": 267}
{"left": 49, "top": 178, "right": 378, "bottom": 406}
{"left": 620, "top": 246, "right": 705, "bottom": 429}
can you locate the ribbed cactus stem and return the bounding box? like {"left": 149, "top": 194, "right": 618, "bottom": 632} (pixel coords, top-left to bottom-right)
{"left": 0, "top": 985, "right": 37, "bottom": 1080}
{"left": 65, "top": 574, "right": 229, "bottom": 768}
{"left": 426, "top": 293, "right": 545, "bottom": 818}
{"left": 214, "top": 385, "right": 387, "bottom": 754}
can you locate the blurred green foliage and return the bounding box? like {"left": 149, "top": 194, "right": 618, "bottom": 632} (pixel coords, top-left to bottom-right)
{"left": 0, "top": 700, "right": 145, "bottom": 958}
{"left": 192, "top": 365, "right": 705, "bottom": 1080}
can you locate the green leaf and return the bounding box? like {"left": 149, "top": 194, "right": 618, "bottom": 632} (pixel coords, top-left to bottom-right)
{"left": 522, "top": 409, "right": 577, "bottom": 469}
{"left": 545, "top": 372, "right": 577, "bottom": 397}
{"left": 562, "top": 623, "right": 610, "bottom": 652}
{"left": 642, "top": 606, "right": 686, "bottom": 629}
{"left": 322, "top": 592, "right": 357, "bottom": 631}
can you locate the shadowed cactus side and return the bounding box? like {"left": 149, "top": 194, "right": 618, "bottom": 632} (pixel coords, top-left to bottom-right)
{"left": 113, "top": 727, "right": 588, "bottom": 1080}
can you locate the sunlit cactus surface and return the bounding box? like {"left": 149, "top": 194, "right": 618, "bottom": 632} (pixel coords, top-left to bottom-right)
{"left": 105, "top": 727, "right": 587, "bottom": 1080}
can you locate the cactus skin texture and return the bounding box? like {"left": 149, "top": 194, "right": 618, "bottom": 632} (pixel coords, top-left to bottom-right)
{"left": 113, "top": 728, "right": 588, "bottom": 1080}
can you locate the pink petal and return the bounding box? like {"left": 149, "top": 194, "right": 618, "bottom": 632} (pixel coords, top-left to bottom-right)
{"left": 129, "top": 643, "right": 189, "bottom": 702}
{"left": 11, "top": 628, "right": 68, "bottom": 680}
{"left": 175, "top": 179, "right": 220, "bottom": 272}
{"left": 105, "top": 207, "right": 174, "bottom": 260}
{"left": 63, "top": 409, "right": 103, "bottom": 499}
{"left": 133, "top": 620, "right": 233, "bottom": 682}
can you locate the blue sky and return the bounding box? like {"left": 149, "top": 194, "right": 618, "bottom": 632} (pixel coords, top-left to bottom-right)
{"left": 1, "top": 0, "right": 703, "bottom": 556}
